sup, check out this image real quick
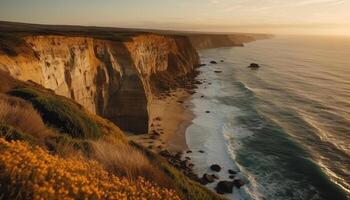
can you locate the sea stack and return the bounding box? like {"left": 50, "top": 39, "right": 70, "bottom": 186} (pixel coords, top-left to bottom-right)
{"left": 248, "top": 63, "right": 260, "bottom": 69}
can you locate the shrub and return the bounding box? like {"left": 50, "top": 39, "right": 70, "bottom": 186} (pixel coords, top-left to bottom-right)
{"left": 88, "top": 112, "right": 127, "bottom": 143}
{"left": 44, "top": 134, "right": 93, "bottom": 157}
{"left": 0, "top": 124, "right": 35, "bottom": 143}
{"left": 0, "top": 94, "right": 51, "bottom": 143}
{"left": 8, "top": 87, "right": 100, "bottom": 139}
{"left": 0, "top": 138, "right": 181, "bottom": 200}
{"left": 92, "top": 139, "right": 173, "bottom": 188}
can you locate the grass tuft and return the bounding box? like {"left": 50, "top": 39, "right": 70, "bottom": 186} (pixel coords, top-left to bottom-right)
{"left": 0, "top": 94, "right": 51, "bottom": 143}
{"left": 0, "top": 124, "right": 36, "bottom": 143}
{"left": 92, "top": 139, "right": 173, "bottom": 188}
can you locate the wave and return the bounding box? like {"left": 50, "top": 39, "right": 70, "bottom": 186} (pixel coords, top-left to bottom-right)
{"left": 223, "top": 79, "right": 348, "bottom": 199}
{"left": 197, "top": 36, "right": 350, "bottom": 199}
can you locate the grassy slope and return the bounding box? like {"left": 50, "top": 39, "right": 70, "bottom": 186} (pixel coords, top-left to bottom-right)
{"left": 0, "top": 71, "right": 226, "bottom": 200}
{"left": 9, "top": 87, "right": 101, "bottom": 139}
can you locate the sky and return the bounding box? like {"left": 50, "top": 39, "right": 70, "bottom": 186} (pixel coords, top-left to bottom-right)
{"left": 1, "top": 0, "right": 350, "bottom": 36}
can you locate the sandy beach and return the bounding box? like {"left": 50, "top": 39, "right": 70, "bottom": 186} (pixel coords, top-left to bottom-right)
{"left": 128, "top": 89, "right": 194, "bottom": 153}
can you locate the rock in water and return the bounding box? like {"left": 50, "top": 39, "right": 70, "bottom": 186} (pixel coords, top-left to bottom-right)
{"left": 210, "top": 60, "right": 217, "bottom": 64}
{"left": 228, "top": 169, "right": 237, "bottom": 174}
{"left": 210, "top": 164, "right": 221, "bottom": 172}
{"left": 233, "top": 179, "right": 245, "bottom": 188}
{"left": 248, "top": 63, "right": 260, "bottom": 69}
{"left": 215, "top": 181, "right": 234, "bottom": 194}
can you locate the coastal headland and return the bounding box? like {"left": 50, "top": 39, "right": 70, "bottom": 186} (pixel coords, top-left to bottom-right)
{"left": 0, "top": 21, "right": 270, "bottom": 199}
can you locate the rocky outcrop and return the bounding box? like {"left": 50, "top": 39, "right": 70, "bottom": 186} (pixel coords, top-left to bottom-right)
{"left": 0, "top": 34, "right": 199, "bottom": 133}
{"left": 248, "top": 63, "right": 260, "bottom": 69}
{"left": 210, "top": 164, "right": 222, "bottom": 172}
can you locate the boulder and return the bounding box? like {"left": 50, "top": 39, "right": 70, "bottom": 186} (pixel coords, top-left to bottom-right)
{"left": 212, "top": 174, "right": 219, "bottom": 179}
{"left": 201, "top": 174, "right": 216, "bottom": 184}
{"left": 228, "top": 169, "right": 237, "bottom": 174}
{"left": 180, "top": 160, "right": 192, "bottom": 168}
{"left": 233, "top": 179, "right": 245, "bottom": 188}
{"left": 210, "top": 60, "right": 217, "bottom": 64}
{"left": 215, "top": 181, "right": 234, "bottom": 194}
{"left": 194, "top": 81, "right": 202, "bottom": 85}
{"left": 210, "top": 164, "right": 221, "bottom": 172}
{"left": 248, "top": 63, "right": 260, "bottom": 69}
{"left": 199, "top": 150, "right": 205, "bottom": 153}
{"left": 175, "top": 152, "right": 182, "bottom": 159}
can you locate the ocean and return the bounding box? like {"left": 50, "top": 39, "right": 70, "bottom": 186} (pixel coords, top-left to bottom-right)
{"left": 185, "top": 35, "right": 350, "bottom": 200}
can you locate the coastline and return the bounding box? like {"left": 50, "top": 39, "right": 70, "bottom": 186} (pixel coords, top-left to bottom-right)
{"left": 128, "top": 88, "right": 194, "bottom": 153}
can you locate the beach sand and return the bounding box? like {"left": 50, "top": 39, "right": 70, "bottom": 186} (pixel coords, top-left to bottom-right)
{"left": 128, "top": 89, "right": 193, "bottom": 153}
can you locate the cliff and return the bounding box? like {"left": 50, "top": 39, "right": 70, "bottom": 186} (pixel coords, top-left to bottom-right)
{"left": 188, "top": 33, "right": 272, "bottom": 49}
{"left": 0, "top": 33, "right": 199, "bottom": 134}
{"left": 0, "top": 21, "right": 268, "bottom": 134}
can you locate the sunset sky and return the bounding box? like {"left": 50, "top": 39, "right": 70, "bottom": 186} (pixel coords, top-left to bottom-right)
{"left": 1, "top": 0, "right": 350, "bottom": 35}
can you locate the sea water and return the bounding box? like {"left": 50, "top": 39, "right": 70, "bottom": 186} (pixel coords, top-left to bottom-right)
{"left": 185, "top": 35, "right": 350, "bottom": 200}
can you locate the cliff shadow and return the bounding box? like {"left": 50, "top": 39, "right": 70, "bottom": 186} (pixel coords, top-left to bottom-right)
{"left": 94, "top": 42, "right": 149, "bottom": 134}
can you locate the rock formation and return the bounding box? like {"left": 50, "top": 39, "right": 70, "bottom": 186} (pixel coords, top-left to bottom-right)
{"left": 0, "top": 22, "right": 268, "bottom": 134}
{"left": 0, "top": 34, "right": 199, "bottom": 133}
{"left": 248, "top": 63, "right": 260, "bottom": 69}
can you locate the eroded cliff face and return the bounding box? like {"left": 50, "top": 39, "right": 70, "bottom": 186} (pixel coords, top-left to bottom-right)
{"left": 188, "top": 34, "right": 259, "bottom": 49}
{"left": 0, "top": 34, "right": 199, "bottom": 133}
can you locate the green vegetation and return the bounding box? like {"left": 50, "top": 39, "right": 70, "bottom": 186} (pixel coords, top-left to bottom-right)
{"left": 0, "top": 124, "right": 36, "bottom": 143}
{"left": 8, "top": 87, "right": 100, "bottom": 139}
{"left": 45, "top": 134, "right": 93, "bottom": 156}
{"left": 130, "top": 141, "right": 227, "bottom": 200}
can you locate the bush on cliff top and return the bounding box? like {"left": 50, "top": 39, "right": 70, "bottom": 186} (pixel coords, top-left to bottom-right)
{"left": 8, "top": 87, "right": 100, "bottom": 139}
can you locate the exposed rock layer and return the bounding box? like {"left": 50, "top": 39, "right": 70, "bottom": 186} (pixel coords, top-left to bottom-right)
{"left": 0, "top": 34, "right": 199, "bottom": 133}
{"left": 0, "top": 21, "right": 270, "bottom": 133}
